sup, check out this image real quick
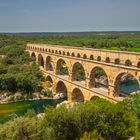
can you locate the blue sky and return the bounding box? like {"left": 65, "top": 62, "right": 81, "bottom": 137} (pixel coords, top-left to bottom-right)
{"left": 0, "top": 0, "right": 140, "bottom": 32}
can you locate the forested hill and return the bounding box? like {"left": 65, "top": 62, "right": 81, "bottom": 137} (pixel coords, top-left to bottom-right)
{"left": 0, "top": 32, "right": 140, "bottom": 52}
{"left": 1, "top": 31, "right": 140, "bottom": 36}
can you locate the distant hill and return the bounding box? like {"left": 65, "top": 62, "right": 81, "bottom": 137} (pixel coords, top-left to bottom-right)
{"left": 0, "top": 31, "right": 140, "bottom": 36}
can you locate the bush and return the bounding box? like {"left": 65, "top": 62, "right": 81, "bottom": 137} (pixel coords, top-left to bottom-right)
{"left": 80, "top": 131, "right": 104, "bottom": 140}
{"left": 41, "top": 89, "right": 52, "bottom": 97}
{"left": 0, "top": 74, "right": 17, "bottom": 92}
{"left": 120, "top": 92, "right": 140, "bottom": 120}
{"left": 44, "top": 99, "right": 139, "bottom": 140}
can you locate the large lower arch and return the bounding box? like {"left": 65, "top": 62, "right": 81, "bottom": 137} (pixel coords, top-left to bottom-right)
{"left": 114, "top": 72, "right": 140, "bottom": 96}
{"left": 71, "top": 62, "right": 86, "bottom": 81}
{"left": 46, "top": 75, "right": 53, "bottom": 88}
{"left": 38, "top": 54, "right": 44, "bottom": 68}
{"left": 89, "top": 67, "right": 109, "bottom": 89}
{"left": 31, "top": 52, "right": 36, "bottom": 61}
{"left": 56, "top": 81, "right": 68, "bottom": 100}
{"left": 46, "top": 56, "right": 54, "bottom": 71}
{"left": 90, "top": 96, "right": 100, "bottom": 101}
{"left": 56, "top": 59, "right": 69, "bottom": 75}
{"left": 71, "top": 88, "right": 84, "bottom": 102}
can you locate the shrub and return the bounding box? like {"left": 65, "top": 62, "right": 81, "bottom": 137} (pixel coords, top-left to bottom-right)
{"left": 44, "top": 99, "right": 139, "bottom": 140}
{"left": 41, "top": 89, "right": 52, "bottom": 97}
{"left": 80, "top": 131, "right": 104, "bottom": 140}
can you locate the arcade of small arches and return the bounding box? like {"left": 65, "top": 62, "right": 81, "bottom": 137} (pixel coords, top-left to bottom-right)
{"left": 29, "top": 50, "right": 140, "bottom": 102}
{"left": 28, "top": 45, "right": 140, "bottom": 68}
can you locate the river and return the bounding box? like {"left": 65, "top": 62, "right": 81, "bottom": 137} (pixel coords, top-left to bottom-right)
{"left": 0, "top": 99, "right": 59, "bottom": 124}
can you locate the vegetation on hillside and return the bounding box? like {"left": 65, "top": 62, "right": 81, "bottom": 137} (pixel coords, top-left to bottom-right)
{"left": 0, "top": 33, "right": 139, "bottom": 96}
{"left": 1, "top": 32, "right": 140, "bottom": 53}
{"left": 0, "top": 35, "right": 43, "bottom": 100}
{"left": 0, "top": 33, "right": 140, "bottom": 139}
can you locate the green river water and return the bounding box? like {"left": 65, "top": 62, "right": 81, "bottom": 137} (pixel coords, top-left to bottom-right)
{"left": 0, "top": 99, "right": 59, "bottom": 124}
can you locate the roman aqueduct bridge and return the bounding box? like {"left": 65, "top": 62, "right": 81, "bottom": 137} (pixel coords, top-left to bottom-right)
{"left": 26, "top": 43, "right": 140, "bottom": 102}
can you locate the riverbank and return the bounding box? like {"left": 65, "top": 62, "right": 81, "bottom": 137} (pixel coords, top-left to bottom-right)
{"left": 0, "top": 89, "right": 67, "bottom": 104}
{"left": 0, "top": 97, "right": 53, "bottom": 104}
{"left": 0, "top": 90, "right": 53, "bottom": 104}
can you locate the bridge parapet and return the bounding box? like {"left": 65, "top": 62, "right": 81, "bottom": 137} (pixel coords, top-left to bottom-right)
{"left": 27, "top": 43, "right": 140, "bottom": 68}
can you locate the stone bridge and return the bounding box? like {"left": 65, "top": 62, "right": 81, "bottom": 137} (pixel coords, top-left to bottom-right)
{"left": 26, "top": 44, "right": 140, "bottom": 103}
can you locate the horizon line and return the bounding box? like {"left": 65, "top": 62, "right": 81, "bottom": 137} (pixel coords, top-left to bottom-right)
{"left": 0, "top": 30, "right": 140, "bottom": 34}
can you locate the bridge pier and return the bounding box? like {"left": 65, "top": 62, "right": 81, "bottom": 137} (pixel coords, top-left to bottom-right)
{"left": 108, "top": 85, "right": 119, "bottom": 97}
{"left": 67, "top": 92, "right": 73, "bottom": 102}
{"left": 51, "top": 80, "right": 57, "bottom": 95}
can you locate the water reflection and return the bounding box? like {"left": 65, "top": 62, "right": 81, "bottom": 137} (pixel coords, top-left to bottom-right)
{"left": 120, "top": 80, "right": 140, "bottom": 94}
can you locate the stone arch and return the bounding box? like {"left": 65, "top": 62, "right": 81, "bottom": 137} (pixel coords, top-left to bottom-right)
{"left": 52, "top": 50, "right": 54, "bottom": 53}
{"left": 55, "top": 50, "right": 58, "bottom": 54}
{"left": 56, "top": 81, "right": 68, "bottom": 100}
{"left": 67, "top": 52, "right": 70, "bottom": 56}
{"left": 56, "top": 59, "right": 69, "bottom": 75}
{"left": 46, "top": 56, "right": 54, "bottom": 71}
{"left": 125, "top": 59, "right": 132, "bottom": 66}
{"left": 59, "top": 50, "right": 61, "bottom": 55}
{"left": 72, "top": 62, "right": 86, "bottom": 81}
{"left": 105, "top": 57, "right": 110, "bottom": 63}
{"left": 114, "top": 58, "right": 120, "bottom": 64}
{"left": 77, "top": 53, "right": 81, "bottom": 58}
{"left": 97, "top": 56, "right": 101, "bottom": 61}
{"left": 90, "top": 96, "right": 100, "bottom": 101}
{"left": 114, "top": 72, "right": 140, "bottom": 96}
{"left": 90, "top": 55, "right": 94, "bottom": 60}
{"left": 89, "top": 66, "right": 109, "bottom": 89}
{"left": 83, "top": 54, "right": 87, "bottom": 59}
{"left": 72, "top": 52, "right": 75, "bottom": 57}
{"left": 45, "top": 49, "right": 47, "bottom": 52}
{"left": 43, "top": 48, "right": 44, "bottom": 51}
{"left": 63, "top": 51, "right": 65, "bottom": 55}
{"left": 46, "top": 75, "right": 53, "bottom": 88}
{"left": 38, "top": 54, "right": 44, "bottom": 67}
{"left": 49, "top": 49, "right": 51, "bottom": 52}
{"left": 31, "top": 52, "right": 36, "bottom": 61}
{"left": 71, "top": 88, "right": 84, "bottom": 102}
{"left": 137, "top": 62, "right": 140, "bottom": 68}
